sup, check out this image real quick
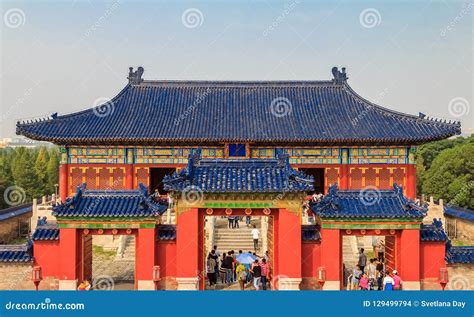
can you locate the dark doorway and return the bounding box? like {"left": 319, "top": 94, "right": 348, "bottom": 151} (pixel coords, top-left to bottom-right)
{"left": 300, "top": 168, "right": 325, "bottom": 194}
{"left": 149, "top": 168, "right": 175, "bottom": 194}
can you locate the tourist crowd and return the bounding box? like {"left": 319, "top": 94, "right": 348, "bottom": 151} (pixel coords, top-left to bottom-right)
{"left": 206, "top": 246, "right": 272, "bottom": 290}
{"left": 348, "top": 243, "right": 403, "bottom": 291}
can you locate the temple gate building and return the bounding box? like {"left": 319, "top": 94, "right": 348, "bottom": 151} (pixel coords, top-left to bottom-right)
{"left": 14, "top": 66, "right": 468, "bottom": 290}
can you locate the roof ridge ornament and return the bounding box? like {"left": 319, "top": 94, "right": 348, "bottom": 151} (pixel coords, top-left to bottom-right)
{"left": 128, "top": 66, "right": 144, "bottom": 84}
{"left": 331, "top": 66, "right": 348, "bottom": 84}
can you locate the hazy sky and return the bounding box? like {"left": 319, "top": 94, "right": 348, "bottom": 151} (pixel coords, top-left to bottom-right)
{"left": 1, "top": 0, "right": 472, "bottom": 138}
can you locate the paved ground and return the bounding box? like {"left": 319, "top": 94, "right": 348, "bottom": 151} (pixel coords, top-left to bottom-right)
{"left": 92, "top": 245, "right": 134, "bottom": 290}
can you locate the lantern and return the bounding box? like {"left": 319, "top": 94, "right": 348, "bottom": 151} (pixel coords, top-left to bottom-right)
{"left": 318, "top": 266, "right": 326, "bottom": 290}
{"left": 153, "top": 265, "right": 161, "bottom": 290}
{"left": 32, "top": 266, "right": 42, "bottom": 291}
{"left": 439, "top": 268, "right": 448, "bottom": 290}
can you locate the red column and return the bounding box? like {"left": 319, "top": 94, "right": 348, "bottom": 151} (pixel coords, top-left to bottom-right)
{"left": 58, "top": 228, "right": 79, "bottom": 289}
{"left": 135, "top": 228, "right": 156, "bottom": 290}
{"left": 339, "top": 165, "right": 349, "bottom": 189}
{"left": 398, "top": 229, "right": 420, "bottom": 290}
{"left": 176, "top": 208, "right": 200, "bottom": 290}
{"left": 125, "top": 165, "right": 134, "bottom": 189}
{"left": 320, "top": 228, "right": 341, "bottom": 290}
{"left": 59, "top": 164, "right": 68, "bottom": 202}
{"left": 407, "top": 165, "right": 416, "bottom": 199}
{"left": 276, "top": 208, "right": 301, "bottom": 290}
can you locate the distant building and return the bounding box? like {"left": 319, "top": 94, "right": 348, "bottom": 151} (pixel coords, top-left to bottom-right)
{"left": 444, "top": 205, "right": 474, "bottom": 243}
{"left": 0, "top": 137, "right": 52, "bottom": 149}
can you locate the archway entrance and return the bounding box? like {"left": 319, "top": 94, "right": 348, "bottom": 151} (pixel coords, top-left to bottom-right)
{"left": 202, "top": 213, "right": 275, "bottom": 290}
{"left": 341, "top": 230, "right": 398, "bottom": 290}
{"left": 80, "top": 229, "right": 137, "bottom": 290}
{"left": 198, "top": 208, "right": 277, "bottom": 290}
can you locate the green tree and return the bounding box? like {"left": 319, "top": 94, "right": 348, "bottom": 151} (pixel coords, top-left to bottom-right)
{"left": 422, "top": 141, "right": 474, "bottom": 208}
{"left": 46, "top": 148, "right": 60, "bottom": 194}
{"left": 416, "top": 135, "right": 473, "bottom": 195}
{"left": 10, "top": 149, "right": 40, "bottom": 202}
{"left": 34, "top": 146, "right": 49, "bottom": 194}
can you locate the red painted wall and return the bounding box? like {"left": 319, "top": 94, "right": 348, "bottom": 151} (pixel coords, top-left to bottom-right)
{"left": 398, "top": 229, "right": 420, "bottom": 282}
{"left": 156, "top": 241, "right": 177, "bottom": 277}
{"left": 176, "top": 208, "right": 199, "bottom": 279}
{"left": 420, "top": 241, "right": 446, "bottom": 279}
{"left": 34, "top": 241, "right": 60, "bottom": 277}
{"left": 302, "top": 242, "right": 321, "bottom": 278}
{"left": 59, "top": 228, "right": 80, "bottom": 281}
{"left": 135, "top": 228, "right": 157, "bottom": 281}
{"left": 319, "top": 228, "right": 342, "bottom": 283}
{"left": 277, "top": 209, "right": 302, "bottom": 280}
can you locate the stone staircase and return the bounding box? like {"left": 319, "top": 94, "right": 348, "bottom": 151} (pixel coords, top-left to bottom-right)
{"left": 342, "top": 236, "right": 358, "bottom": 269}
{"left": 116, "top": 236, "right": 135, "bottom": 261}
{"left": 213, "top": 218, "right": 261, "bottom": 253}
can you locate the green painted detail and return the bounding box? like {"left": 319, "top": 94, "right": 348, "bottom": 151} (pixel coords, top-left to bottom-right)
{"left": 58, "top": 222, "right": 154, "bottom": 229}
{"left": 139, "top": 223, "right": 156, "bottom": 228}
{"left": 321, "top": 223, "right": 420, "bottom": 230}
{"left": 203, "top": 202, "right": 273, "bottom": 208}
{"left": 55, "top": 216, "right": 156, "bottom": 222}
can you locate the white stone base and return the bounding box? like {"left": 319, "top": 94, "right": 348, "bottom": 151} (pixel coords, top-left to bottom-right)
{"left": 58, "top": 279, "right": 78, "bottom": 290}
{"left": 137, "top": 280, "right": 155, "bottom": 290}
{"left": 322, "top": 280, "right": 340, "bottom": 290}
{"left": 402, "top": 281, "right": 421, "bottom": 290}
{"left": 176, "top": 277, "right": 199, "bottom": 290}
{"left": 277, "top": 277, "right": 301, "bottom": 290}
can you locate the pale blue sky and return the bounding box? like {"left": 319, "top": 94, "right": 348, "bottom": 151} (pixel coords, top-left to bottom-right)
{"left": 1, "top": 0, "right": 472, "bottom": 138}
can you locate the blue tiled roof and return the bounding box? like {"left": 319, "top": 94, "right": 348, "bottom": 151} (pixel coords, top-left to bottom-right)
{"left": 32, "top": 217, "right": 59, "bottom": 241}
{"left": 444, "top": 205, "right": 474, "bottom": 222}
{"left": 420, "top": 219, "right": 448, "bottom": 242}
{"left": 445, "top": 242, "right": 474, "bottom": 264}
{"left": 163, "top": 149, "right": 313, "bottom": 193}
{"left": 157, "top": 225, "right": 176, "bottom": 240}
{"left": 16, "top": 68, "right": 460, "bottom": 145}
{"left": 0, "top": 203, "right": 32, "bottom": 221}
{"left": 302, "top": 225, "right": 321, "bottom": 241}
{"left": 310, "top": 184, "right": 427, "bottom": 219}
{"left": 52, "top": 184, "right": 167, "bottom": 218}
{"left": 0, "top": 241, "right": 33, "bottom": 263}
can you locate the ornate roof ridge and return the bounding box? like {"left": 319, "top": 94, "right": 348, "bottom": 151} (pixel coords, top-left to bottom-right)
{"left": 135, "top": 79, "right": 336, "bottom": 87}
{"left": 343, "top": 83, "right": 461, "bottom": 130}
{"left": 16, "top": 66, "right": 461, "bottom": 145}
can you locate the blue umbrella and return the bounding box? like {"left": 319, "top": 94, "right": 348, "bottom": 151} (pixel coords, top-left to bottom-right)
{"left": 236, "top": 253, "right": 256, "bottom": 264}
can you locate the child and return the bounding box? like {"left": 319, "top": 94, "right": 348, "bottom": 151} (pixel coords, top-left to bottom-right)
{"left": 351, "top": 265, "right": 362, "bottom": 290}
{"left": 359, "top": 273, "right": 369, "bottom": 290}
